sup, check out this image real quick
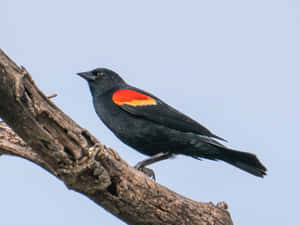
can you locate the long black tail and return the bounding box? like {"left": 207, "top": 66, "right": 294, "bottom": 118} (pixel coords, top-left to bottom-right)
{"left": 218, "top": 149, "right": 267, "bottom": 177}
{"left": 187, "top": 135, "right": 267, "bottom": 177}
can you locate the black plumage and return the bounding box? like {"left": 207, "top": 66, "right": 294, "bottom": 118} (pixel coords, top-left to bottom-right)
{"left": 77, "top": 68, "right": 267, "bottom": 178}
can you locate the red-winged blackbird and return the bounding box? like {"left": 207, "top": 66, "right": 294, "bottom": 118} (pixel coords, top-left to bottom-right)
{"left": 77, "top": 68, "right": 267, "bottom": 178}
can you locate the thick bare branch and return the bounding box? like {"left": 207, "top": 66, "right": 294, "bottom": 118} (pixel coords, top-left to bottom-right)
{"left": 0, "top": 49, "right": 233, "bottom": 225}
{"left": 0, "top": 121, "right": 56, "bottom": 174}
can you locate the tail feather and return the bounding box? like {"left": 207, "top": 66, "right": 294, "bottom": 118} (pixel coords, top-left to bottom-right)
{"left": 187, "top": 135, "right": 267, "bottom": 177}
{"left": 219, "top": 149, "right": 267, "bottom": 177}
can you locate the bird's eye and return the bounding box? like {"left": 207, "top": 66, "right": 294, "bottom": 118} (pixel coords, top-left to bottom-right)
{"left": 93, "top": 71, "right": 104, "bottom": 78}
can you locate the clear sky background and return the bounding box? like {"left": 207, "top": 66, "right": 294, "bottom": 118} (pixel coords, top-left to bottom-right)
{"left": 1, "top": 1, "right": 299, "bottom": 224}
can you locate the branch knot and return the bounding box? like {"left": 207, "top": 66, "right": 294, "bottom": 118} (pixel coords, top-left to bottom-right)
{"left": 57, "top": 144, "right": 111, "bottom": 194}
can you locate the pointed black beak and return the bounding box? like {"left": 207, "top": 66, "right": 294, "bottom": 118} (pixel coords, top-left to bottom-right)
{"left": 76, "top": 72, "right": 96, "bottom": 81}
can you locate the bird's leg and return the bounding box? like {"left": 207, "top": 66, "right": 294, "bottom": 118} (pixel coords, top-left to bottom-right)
{"left": 138, "top": 167, "right": 156, "bottom": 180}
{"left": 135, "top": 152, "right": 173, "bottom": 168}
{"left": 134, "top": 152, "right": 173, "bottom": 180}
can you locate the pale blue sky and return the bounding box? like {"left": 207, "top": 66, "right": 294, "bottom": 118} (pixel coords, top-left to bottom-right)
{"left": 1, "top": 1, "right": 299, "bottom": 224}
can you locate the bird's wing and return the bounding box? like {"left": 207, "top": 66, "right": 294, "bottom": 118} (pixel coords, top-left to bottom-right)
{"left": 112, "top": 88, "right": 226, "bottom": 141}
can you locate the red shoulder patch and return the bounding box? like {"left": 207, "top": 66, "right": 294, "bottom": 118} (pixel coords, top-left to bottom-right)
{"left": 112, "top": 89, "right": 157, "bottom": 106}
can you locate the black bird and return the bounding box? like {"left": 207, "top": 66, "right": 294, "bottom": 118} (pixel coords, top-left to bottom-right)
{"left": 77, "top": 68, "right": 267, "bottom": 178}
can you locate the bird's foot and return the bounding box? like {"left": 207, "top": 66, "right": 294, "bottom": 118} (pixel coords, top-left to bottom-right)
{"left": 134, "top": 165, "right": 156, "bottom": 180}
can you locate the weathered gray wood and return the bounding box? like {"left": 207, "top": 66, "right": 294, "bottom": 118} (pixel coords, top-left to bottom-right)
{"left": 0, "top": 49, "right": 233, "bottom": 225}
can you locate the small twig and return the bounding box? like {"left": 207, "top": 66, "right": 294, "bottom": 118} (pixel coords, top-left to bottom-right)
{"left": 47, "top": 93, "right": 58, "bottom": 99}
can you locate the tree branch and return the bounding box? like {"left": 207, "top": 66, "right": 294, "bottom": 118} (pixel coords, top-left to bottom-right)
{"left": 0, "top": 48, "right": 233, "bottom": 225}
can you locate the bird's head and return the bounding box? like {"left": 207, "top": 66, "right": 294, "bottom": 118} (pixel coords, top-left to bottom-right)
{"left": 77, "top": 68, "right": 125, "bottom": 96}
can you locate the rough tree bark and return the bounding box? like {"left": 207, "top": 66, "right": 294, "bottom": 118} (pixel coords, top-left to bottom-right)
{"left": 0, "top": 49, "right": 234, "bottom": 225}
